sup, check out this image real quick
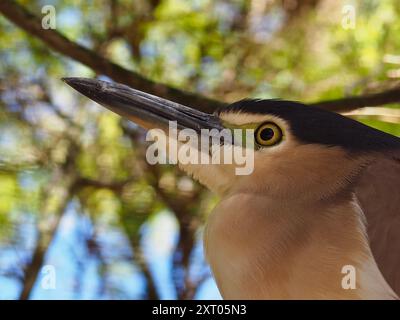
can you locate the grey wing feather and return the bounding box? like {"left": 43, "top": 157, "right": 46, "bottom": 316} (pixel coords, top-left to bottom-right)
{"left": 355, "top": 149, "right": 400, "bottom": 296}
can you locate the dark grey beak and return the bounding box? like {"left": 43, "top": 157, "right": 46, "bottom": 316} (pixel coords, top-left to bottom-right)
{"left": 62, "top": 77, "right": 223, "bottom": 132}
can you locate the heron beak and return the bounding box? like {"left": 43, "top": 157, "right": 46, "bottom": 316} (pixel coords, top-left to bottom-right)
{"left": 62, "top": 77, "right": 223, "bottom": 132}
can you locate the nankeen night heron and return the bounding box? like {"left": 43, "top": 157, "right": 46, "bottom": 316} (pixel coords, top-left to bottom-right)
{"left": 64, "top": 77, "right": 400, "bottom": 300}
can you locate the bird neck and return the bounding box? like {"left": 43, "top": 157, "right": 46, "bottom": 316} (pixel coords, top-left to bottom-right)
{"left": 204, "top": 192, "right": 397, "bottom": 299}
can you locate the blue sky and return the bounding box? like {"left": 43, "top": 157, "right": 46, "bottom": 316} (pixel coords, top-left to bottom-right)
{"left": 0, "top": 206, "right": 221, "bottom": 300}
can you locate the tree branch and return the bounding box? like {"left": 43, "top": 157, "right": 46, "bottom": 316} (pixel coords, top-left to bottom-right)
{"left": 75, "top": 177, "right": 135, "bottom": 193}
{"left": 1, "top": 1, "right": 399, "bottom": 116}
{"left": 125, "top": 233, "right": 160, "bottom": 300}
{"left": 141, "top": 161, "right": 202, "bottom": 299}
{"left": 19, "top": 168, "right": 78, "bottom": 300}
{"left": 75, "top": 177, "right": 161, "bottom": 299}
{"left": 0, "top": 0, "right": 223, "bottom": 113}
{"left": 18, "top": 139, "right": 81, "bottom": 300}
{"left": 310, "top": 86, "right": 400, "bottom": 112}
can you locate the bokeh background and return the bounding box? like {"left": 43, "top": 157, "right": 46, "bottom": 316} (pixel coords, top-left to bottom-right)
{"left": 0, "top": 0, "right": 400, "bottom": 300}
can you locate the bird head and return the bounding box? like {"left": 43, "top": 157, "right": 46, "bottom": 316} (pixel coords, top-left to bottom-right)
{"left": 63, "top": 78, "right": 398, "bottom": 201}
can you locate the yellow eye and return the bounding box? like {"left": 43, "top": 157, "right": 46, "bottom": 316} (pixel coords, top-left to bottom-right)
{"left": 255, "top": 122, "right": 283, "bottom": 146}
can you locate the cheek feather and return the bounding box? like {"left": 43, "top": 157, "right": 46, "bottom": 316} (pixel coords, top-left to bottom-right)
{"left": 234, "top": 143, "right": 369, "bottom": 201}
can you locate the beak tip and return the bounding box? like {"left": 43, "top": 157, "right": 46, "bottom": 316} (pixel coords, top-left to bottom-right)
{"left": 61, "top": 77, "right": 83, "bottom": 91}
{"left": 62, "top": 77, "right": 89, "bottom": 87}
{"left": 62, "top": 77, "right": 123, "bottom": 112}
{"left": 61, "top": 77, "right": 77, "bottom": 85}
{"left": 62, "top": 77, "right": 104, "bottom": 98}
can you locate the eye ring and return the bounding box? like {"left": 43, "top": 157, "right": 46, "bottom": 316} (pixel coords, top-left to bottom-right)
{"left": 254, "top": 122, "right": 283, "bottom": 146}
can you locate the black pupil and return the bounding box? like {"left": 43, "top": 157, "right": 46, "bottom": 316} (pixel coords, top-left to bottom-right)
{"left": 260, "top": 127, "right": 275, "bottom": 141}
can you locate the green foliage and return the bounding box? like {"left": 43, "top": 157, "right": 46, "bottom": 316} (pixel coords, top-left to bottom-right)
{"left": 0, "top": 0, "right": 399, "bottom": 299}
